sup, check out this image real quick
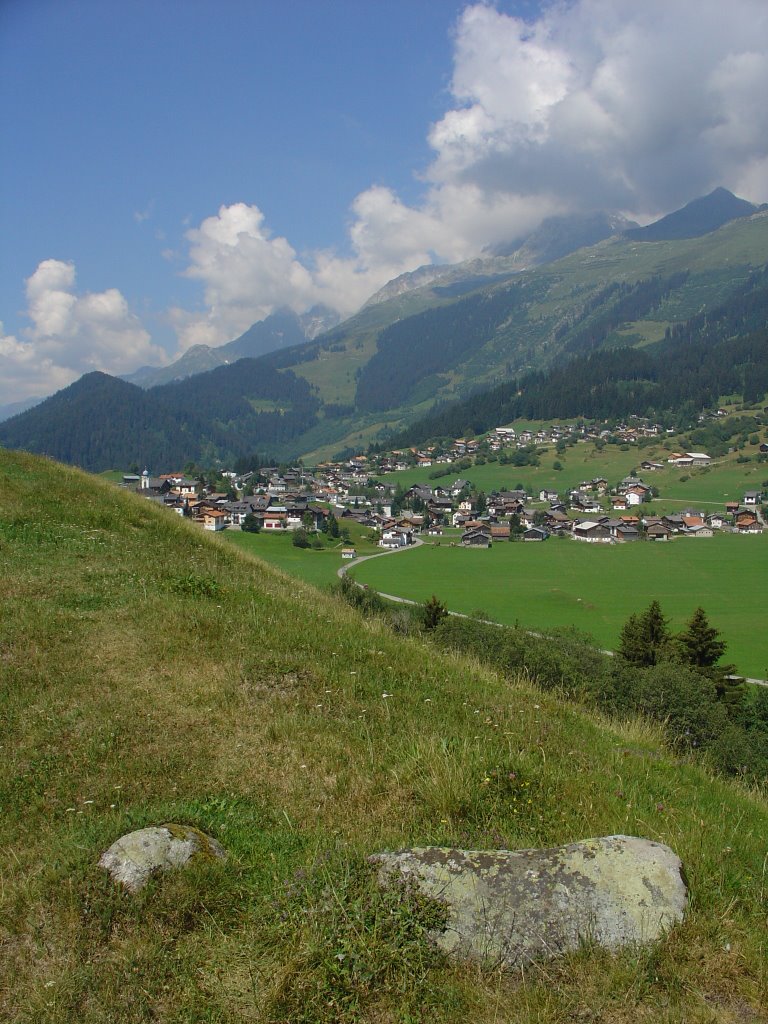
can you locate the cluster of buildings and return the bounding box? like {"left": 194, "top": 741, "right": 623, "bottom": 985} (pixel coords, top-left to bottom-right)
{"left": 368, "top": 419, "right": 665, "bottom": 473}
{"left": 125, "top": 425, "right": 763, "bottom": 552}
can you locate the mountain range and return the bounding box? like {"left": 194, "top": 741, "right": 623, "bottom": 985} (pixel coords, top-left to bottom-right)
{"left": 122, "top": 305, "right": 340, "bottom": 389}
{"left": 2, "top": 188, "right": 766, "bottom": 470}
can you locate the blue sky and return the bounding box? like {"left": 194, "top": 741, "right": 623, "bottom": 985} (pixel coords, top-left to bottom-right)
{"left": 2, "top": 0, "right": 767, "bottom": 406}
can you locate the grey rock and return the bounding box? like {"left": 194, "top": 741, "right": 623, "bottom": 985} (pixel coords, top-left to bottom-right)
{"left": 99, "top": 824, "right": 226, "bottom": 892}
{"left": 370, "top": 835, "right": 687, "bottom": 966}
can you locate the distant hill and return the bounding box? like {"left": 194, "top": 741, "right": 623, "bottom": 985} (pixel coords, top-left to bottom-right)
{"left": 0, "top": 356, "right": 321, "bottom": 471}
{"left": 0, "top": 395, "right": 43, "bottom": 423}
{"left": 124, "top": 307, "right": 340, "bottom": 389}
{"left": 625, "top": 187, "right": 759, "bottom": 242}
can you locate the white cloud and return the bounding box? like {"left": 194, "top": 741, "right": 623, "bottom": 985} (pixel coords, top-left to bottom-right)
{"left": 426, "top": 0, "right": 768, "bottom": 215}
{"left": 0, "top": 259, "right": 166, "bottom": 405}
{"left": 172, "top": 1, "right": 768, "bottom": 345}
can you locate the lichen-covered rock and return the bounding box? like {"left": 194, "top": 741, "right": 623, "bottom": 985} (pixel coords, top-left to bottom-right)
{"left": 370, "top": 835, "right": 686, "bottom": 966}
{"left": 99, "top": 824, "right": 226, "bottom": 892}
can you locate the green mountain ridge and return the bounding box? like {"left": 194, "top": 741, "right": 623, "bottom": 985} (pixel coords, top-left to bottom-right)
{"left": 2, "top": 195, "right": 767, "bottom": 470}
{"left": 123, "top": 307, "right": 338, "bottom": 389}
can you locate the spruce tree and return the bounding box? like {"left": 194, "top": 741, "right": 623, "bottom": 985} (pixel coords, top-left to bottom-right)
{"left": 677, "top": 607, "right": 727, "bottom": 668}
{"left": 617, "top": 601, "right": 672, "bottom": 667}
{"left": 677, "top": 607, "right": 742, "bottom": 708}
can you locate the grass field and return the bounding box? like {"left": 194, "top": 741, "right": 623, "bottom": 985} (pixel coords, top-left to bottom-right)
{"left": 349, "top": 533, "right": 768, "bottom": 679}
{"left": 223, "top": 520, "right": 380, "bottom": 590}
{"left": 2, "top": 448, "right": 767, "bottom": 1022}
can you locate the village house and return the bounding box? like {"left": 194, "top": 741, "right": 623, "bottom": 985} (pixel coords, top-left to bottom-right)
{"left": 461, "top": 525, "right": 492, "bottom": 547}
{"left": 201, "top": 508, "right": 228, "bottom": 532}
{"left": 572, "top": 521, "right": 612, "bottom": 543}
{"left": 380, "top": 526, "right": 413, "bottom": 548}
{"left": 523, "top": 526, "right": 548, "bottom": 541}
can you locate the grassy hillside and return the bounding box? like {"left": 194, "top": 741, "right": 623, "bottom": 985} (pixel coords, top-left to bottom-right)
{"left": 1, "top": 449, "right": 766, "bottom": 1023}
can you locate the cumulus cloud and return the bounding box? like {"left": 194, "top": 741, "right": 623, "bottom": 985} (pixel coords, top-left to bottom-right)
{"left": 172, "top": 1, "right": 768, "bottom": 346}
{"left": 0, "top": 260, "right": 166, "bottom": 405}
{"left": 427, "top": 0, "right": 768, "bottom": 216}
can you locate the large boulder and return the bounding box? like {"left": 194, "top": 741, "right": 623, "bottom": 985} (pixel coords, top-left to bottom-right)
{"left": 99, "top": 824, "right": 226, "bottom": 892}
{"left": 370, "top": 835, "right": 687, "bottom": 966}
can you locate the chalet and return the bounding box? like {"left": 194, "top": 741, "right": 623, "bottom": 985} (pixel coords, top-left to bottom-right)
{"left": 545, "top": 510, "right": 571, "bottom": 529}
{"left": 202, "top": 508, "right": 228, "bottom": 532}
{"left": 224, "top": 500, "right": 258, "bottom": 526}
{"left": 682, "top": 515, "right": 705, "bottom": 531}
{"left": 490, "top": 524, "right": 511, "bottom": 542}
{"left": 612, "top": 495, "right": 629, "bottom": 511}
{"left": 160, "top": 475, "right": 198, "bottom": 494}
{"left": 646, "top": 523, "right": 671, "bottom": 541}
{"left": 262, "top": 511, "right": 287, "bottom": 530}
{"left": 161, "top": 495, "right": 187, "bottom": 516}
{"left": 640, "top": 461, "right": 664, "bottom": 471}
{"left": 706, "top": 513, "right": 728, "bottom": 530}
{"left": 570, "top": 492, "right": 603, "bottom": 513}
{"left": 539, "top": 489, "right": 559, "bottom": 503}
{"left": 523, "top": 526, "right": 548, "bottom": 542}
{"left": 734, "top": 510, "right": 761, "bottom": 533}
{"left": 736, "top": 519, "right": 762, "bottom": 534}
{"left": 572, "top": 521, "right": 611, "bottom": 543}
{"left": 743, "top": 490, "right": 763, "bottom": 506}
{"left": 667, "top": 452, "right": 711, "bottom": 467}
{"left": 405, "top": 484, "right": 434, "bottom": 503}
{"left": 450, "top": 479, "right": 472, "bottom": 497}
{"left": 685, "top": 525, "right": 714, "bottom": 538}
{"left": 461, "top": 527, "right": 492, "bottom": 548}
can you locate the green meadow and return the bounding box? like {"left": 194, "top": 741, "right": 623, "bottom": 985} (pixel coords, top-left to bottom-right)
{"left": 223, "top": 519, "right": 379, "bottom": 589}
{"left": 380, "top": 443, "right": 767, "bottom": 506}
{"left": 349, "top": 533, "right": 768, "bottom": 679}
{"left": 2, "top": 448, "right": 767, "bottom": 1022}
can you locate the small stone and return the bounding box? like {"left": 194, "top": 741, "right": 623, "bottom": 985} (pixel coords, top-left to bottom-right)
{"left": 369, "top": 835, "right": 687, "bottom": 967}
{"left": 99, "top": 824, "right": 226, "bottom": 892}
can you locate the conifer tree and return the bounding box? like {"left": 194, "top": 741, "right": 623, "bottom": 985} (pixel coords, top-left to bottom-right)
{"left": 677, "top": 607, "right": 727, "bottom": 668}
{"left": 617, "top": 601, "right": 671, "bottom": 666}
{"left": 677, "top": 607, "right": 742, "bottom": 708}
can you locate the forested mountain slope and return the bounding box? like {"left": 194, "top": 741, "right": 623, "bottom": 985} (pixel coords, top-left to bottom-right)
{"left": 2, "top": 204, "right": 767, "bottom": 469}
{"left": 395, "top": 265, "right": 768, "bottom": 444}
